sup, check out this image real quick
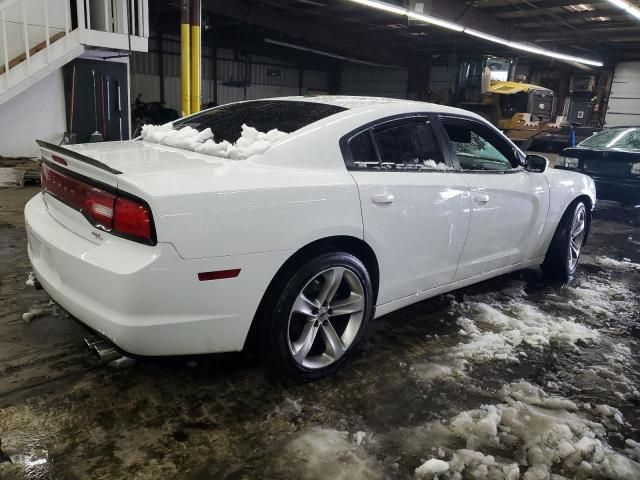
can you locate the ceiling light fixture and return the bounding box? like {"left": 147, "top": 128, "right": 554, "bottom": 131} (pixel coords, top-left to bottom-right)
{"left": 347, "top": 0, "right": 604, "bottom": 67}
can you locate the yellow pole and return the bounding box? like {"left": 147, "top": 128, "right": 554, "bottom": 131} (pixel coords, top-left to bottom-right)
{"left": 180, "top": 0, "right": 191, "bottom": 117}
{"left": 190, "top": 0, "right": 201, "bottom": 113}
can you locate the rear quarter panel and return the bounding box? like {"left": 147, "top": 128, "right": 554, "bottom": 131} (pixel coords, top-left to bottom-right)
{"left": 117, "top": 162, "right": 363, "bottom": 259}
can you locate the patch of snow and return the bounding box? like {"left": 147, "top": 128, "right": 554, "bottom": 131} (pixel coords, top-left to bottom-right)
{"left": 141, "top": 123, "right": 289, "bottom": 160}
{"left": 421, "top": 160, "right": 453, "bottom": 171}
{"left": 595, "top": 256, "right": 640, "bottom": 271}
{"left": 411, "top": 382, "right": 640, "bottom": 480}
{"left": 414, "top": 458, "right": 449, "bottom": 479}
{"left": 25, "top": 271, "right": 37, "bottom": 287}
{"left": 22, "top": 300, "right": 58, "bottom": 323}
{"left": 277, "top": 428, "right": 383, "bottom": 480}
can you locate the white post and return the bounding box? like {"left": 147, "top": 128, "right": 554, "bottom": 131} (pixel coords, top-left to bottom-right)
{"left": 121, "top": 0, "right": 128, "bottom": 35}
{"left": 104, "top": 0, "right": 110, "bottom": 32}
{"left": 137, "top": 0, "right": 143, "bottom": 36}
{"left": 44, "top": 0, "right": 50, "bottom": 60}
{"left": 1, "top": 10, "right": 9, "bottom": 88}
{"left": 64, "top": 0, "right": 70, "bottom": 34}
{"left": 85, "top": 0, "right": 91, "bottom": 29}
{"left": 76, "top": 0, "right": 86, "bottom": 29}
{"left": 143, "top": 0, "right": 149, "bottom": 37}
{"left": 21, "top": 0, "right": 30, "bottom": 71}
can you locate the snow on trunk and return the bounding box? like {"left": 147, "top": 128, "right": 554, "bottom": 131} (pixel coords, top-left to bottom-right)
{"left": 140, "top": 123, "right": 289, "bottom": 160}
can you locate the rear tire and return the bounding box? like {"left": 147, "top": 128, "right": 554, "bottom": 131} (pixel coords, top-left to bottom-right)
{"left": 264, "top": 252, "right": 374, "bottom": 381}
{"left": 542, "top": 200, "right": 588, "bottom": 282}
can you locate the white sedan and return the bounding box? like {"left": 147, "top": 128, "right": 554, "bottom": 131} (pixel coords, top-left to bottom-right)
{"left": 25, "top": 96, "right": 595, "bottom": 380}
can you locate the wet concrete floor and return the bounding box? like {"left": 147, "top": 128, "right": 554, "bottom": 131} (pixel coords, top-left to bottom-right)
{"left": 0, "top": 186, "right": 638, "bottom": 479}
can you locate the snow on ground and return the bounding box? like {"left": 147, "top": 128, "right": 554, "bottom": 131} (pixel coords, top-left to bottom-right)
{"left": 140, "top": 123, "right": 289, "bottom": 160}
{"left": 595, "top": 256, "right": 640, "bottom": 271}
{"left": 412, "top": 281, "right": 599, "bottom": 382}
{"left": 406, "top": 382, "right": 640, "bottom": 480}
{"left": 274, "top": 428, "right": 383, "bottom": 480}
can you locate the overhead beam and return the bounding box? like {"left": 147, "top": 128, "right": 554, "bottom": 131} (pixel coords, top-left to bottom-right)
{"left": 479, "top": 0, "right": 608, "bottom": 15}
{"left": 504, "top": 8, "right": 623, "bottom": 22}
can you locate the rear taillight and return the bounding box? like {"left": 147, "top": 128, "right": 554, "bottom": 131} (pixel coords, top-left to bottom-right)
{"left": 113, "top": 197, "right": 152, "bottom": 241}
{"left": 41, "top": 163, "right": 154, "bottom": 244}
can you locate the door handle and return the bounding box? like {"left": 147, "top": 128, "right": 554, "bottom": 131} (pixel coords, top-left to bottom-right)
{"left": 372, "top": 193, "right": 394, "bottom": 205}
{"left": 473, "top": 194, "right": 490, "bottom": 205}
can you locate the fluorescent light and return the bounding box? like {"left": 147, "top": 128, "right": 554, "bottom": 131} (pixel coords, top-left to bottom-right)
{"left": 604, "top": 0, "right": 640, "bottom": 20}
{"left": 407, "top": 10, "right": 464, "bottom": 32}
{"left": 348, "top": 0, "right": 407, "bottom": 15}
{"left": 464, "top": 28, "right": 507, "bottom": 45}
{"left": 346, "top": 0, "right": 603, "bottom": 67}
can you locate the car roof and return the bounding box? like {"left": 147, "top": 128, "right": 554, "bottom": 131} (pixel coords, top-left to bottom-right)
{"left": 263, "top": 95, "right": 477, "bottom": 117}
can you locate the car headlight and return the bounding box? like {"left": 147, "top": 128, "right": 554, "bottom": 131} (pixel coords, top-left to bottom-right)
{"left": 558, "top": 156, "right": 579, "bottom": 168}
{"left": 631, "top": 163, "right": 640, "bottom": 175}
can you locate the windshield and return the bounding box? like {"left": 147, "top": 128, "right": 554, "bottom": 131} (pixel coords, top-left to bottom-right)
{"left": 579, "top": 127, "right": 640, "bottom": 150}
{"left": 173, "top": 100, "right": 347, "bottom": 143}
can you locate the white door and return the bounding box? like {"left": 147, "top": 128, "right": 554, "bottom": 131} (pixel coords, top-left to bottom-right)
{"left": 437, "top": 116, "right": 549, "bottom": 280}
{"left": 344, "top": 117, "right": 471, "bottom": 304}
{"left": 606, "top": 62, "right": 640, "bottom": 127}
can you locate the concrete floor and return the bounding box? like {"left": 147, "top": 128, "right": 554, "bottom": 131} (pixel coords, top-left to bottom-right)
{"left": 1, "top": 186, "right": 639, "bottom": 480}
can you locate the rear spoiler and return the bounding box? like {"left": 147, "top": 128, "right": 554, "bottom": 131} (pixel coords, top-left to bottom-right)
{"left": 36, "top": 140, "right": 123, "bottom": 175}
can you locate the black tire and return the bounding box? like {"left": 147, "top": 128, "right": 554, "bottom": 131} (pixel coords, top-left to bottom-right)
{"left": 263, "top": 252, "right": 374, "bottom": 381}
{"left": 542, "top": 199, "right": 589, "bottom": 282}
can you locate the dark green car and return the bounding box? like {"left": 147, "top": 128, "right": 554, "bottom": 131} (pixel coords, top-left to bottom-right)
{"left": 556, "top": 127, "right": 640, "bottom": 204}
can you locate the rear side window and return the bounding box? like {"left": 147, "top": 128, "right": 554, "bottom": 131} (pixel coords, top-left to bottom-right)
{"left": 174, "top": 100, "right": 346, "bottom": 143}
{"left": 374, "top": 123, "right": 444, "bottom": 167}
{"left": 345, "top": 120, "right": 448, "bottom": 171}
{"left": 348, "top": 131, "right": 378, "bottom": 168}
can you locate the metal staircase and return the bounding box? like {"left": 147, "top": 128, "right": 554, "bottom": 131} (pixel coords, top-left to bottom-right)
{"left": 0, "top": 0, "right": 148, "bottom": 108}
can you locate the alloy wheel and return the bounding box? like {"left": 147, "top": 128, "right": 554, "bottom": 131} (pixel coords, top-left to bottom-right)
{"left": 287, "top": 267, "right": 365, "bottom": 369}
{"left": 569, "top": 204, "right": 586, "bottom": 271}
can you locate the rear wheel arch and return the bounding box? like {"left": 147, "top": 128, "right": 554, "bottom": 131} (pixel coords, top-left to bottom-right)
{"left": 243, "top": 235, "right": 380, "bottom": 352}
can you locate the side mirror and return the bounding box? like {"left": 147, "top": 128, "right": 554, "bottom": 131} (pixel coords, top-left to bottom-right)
{"left": 525, "top": 154, "right": 548, "bottom": 173}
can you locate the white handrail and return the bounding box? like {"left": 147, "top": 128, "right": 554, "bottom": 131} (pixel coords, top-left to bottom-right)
{"left": 21, "top": 0, "right": 29, "bottom": 71}
{"left": 1, "top": 9, "right": 9, "bottom": 87}
{"left": 43, "top": 0, "right": 50, "bottom": 60}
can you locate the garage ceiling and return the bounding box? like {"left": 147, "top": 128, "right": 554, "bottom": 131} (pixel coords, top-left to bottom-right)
{"left": 152, "top": 0, "right": 640, "bottom": 67}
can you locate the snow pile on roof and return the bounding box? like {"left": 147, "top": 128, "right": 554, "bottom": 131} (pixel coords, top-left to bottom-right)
{"left": 140, "top": 123, "right": 289, "bottom": 159}
{"left": 274, "top": 428, "right": 383, "bottom": 480}
{"left": 595, "top": 255, "right": 640, "bottom": 271}
{"left": 410, "top": 381, "right": 640, "bottom": 480}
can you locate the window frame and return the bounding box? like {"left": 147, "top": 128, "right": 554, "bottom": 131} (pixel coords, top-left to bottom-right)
{"left": 434, "top": 114, "right": 526, "bottom": 174}
{"left": 339, "top": 113, "right": 456, "bottom": 172}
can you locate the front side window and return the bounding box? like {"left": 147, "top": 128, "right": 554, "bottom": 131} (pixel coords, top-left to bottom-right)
{"left": 442, "top": 120, "right": 517, "bottom": 171}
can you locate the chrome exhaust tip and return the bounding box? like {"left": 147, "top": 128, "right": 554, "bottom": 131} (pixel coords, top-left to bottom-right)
{"left": 84, "top": 338, "right": 135, "bottom": 367}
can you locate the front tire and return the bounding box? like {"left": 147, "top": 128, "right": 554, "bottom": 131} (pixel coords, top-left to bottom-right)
{"left": 542, "top": 200, "right": 588, "bottom": 282}
{"left": 265, "top": 252, "right": 374, "bottom": 381}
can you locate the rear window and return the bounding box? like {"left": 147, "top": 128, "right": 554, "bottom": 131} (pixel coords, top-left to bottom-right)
{"left": 173, "top": 100, "right": 347, "bottom": 143}
{"left": 579, "top": 127, "right": 640, "bottom": 150}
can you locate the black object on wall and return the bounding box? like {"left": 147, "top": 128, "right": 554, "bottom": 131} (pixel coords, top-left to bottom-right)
{"left": 64, "top": 58, "right": 130, "bottom": 143}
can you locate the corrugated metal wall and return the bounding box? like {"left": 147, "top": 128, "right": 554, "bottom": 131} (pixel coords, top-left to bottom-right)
{"left": 339, "top": 65, "right": 409, "bottom": 99}
{"left": 130, "top": 36, "right": 330, "bottom": 112}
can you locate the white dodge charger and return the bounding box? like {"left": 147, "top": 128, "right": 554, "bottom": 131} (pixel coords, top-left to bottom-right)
{"left": 25, "top": 96, "right": 595, "bottom": 380}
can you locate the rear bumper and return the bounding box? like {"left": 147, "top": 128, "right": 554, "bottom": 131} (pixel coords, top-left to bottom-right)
{"left": 25, "top": 193, "right": 290, "bottom": 356}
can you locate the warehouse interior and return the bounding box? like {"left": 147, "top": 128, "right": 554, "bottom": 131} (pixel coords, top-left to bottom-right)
{"left": 1, "top": 1, "right": 640, "bottom": 479}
